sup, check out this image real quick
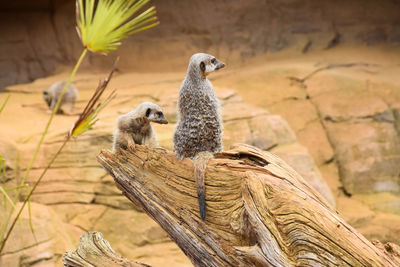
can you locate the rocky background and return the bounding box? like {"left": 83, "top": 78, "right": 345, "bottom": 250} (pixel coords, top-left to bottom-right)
{"left": 1, "top": 0, "right": 400, "bottom": 266}
{"left": 2, "top": 0, "right": 400, "bottom": 89}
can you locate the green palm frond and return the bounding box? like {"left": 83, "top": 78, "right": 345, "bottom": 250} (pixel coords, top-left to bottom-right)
{"left": 76, "top": 0, "right": 159, "bottom": 53}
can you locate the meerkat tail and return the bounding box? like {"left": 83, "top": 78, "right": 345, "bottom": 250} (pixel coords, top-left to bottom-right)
{"left": 193, "top": 152, "right": 214, "bottom": 221}
{"left": 194, "top": 159, "right": 206, "bottom": 221}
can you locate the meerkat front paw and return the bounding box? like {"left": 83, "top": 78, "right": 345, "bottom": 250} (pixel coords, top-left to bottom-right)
{"left": 127, "top": 141, "right": 137, "bottom": 152}
{"left": 121, "top": 134, "right": 136, "bottom": 152}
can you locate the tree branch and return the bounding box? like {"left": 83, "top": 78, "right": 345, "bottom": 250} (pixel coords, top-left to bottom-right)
{"left": 94, "top": 143, "right": 400, "bottom": 266}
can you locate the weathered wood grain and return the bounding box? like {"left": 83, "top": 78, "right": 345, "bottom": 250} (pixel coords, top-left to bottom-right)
{"left": 63, "top": 232, "right": 148, "bottom": 267}
{"left": 95, "top": 143, "right": 400, "bottom": 267}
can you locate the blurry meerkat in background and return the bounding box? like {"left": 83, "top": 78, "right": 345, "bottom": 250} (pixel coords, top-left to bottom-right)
{"left": 43, "top": 81, "right": 78, "bottom": 114}
{"left": 113, "top": 102, "right": 168, "bottom": 152}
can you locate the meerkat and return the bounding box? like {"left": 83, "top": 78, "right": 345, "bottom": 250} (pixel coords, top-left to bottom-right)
{"left": 113, "top": 102, "right": 168, "bottom": 152}
{"left": 43, "top": 81, "right": 78, "bottom": 114}
{"left": 173, "top": 53, "right": 225, "bottom": 221}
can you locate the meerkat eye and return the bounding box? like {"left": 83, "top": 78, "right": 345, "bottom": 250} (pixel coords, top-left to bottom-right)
{"left": 145, "top": 108, "right": 151, "bottom": 117}
{"left": 157, "top": 111, "right": 163, "bottom": 116}
{"left": 211, "top": 58, "right": 216, "bottom": 64}
{"left": 43, "top": 91, "right": 48, "bottom": 95}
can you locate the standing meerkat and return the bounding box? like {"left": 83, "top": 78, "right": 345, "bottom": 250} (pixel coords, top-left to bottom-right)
{"left": 43, "top": 81, "right": 78, "bottom": 114}
{"left": 174, "top": 53, "right": 225, "bottom": 221}
{"left": 113, "top": 102, "right": 168, "bottom": 151}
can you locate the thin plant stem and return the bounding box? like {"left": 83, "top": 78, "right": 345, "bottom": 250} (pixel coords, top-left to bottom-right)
{"left": 27, "top": 194, "right": 36, "bottom": 243}
{"left": 0, "top": 207, "right": 10, "bottom": 245}
{"left": 1, "top": 159, "right": 5, "bottom": 208}
{"left": 0, "top": 94, "right": 10, "bottom": 114}
{"left": 0, "top": 187, "right": 15, "bottom": 209}
{"left": 0, "top": 138, "right": 69, "bottom": 253}
{"left": 15, "top": 48, "right": 88, "bottom": 203}
{"left": 4, "top": 185, "right": 28, "bottom": 191}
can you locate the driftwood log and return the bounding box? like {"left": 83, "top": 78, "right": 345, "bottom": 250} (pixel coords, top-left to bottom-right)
{"left": 63, "top": 231, "right": 148, "bottom": 267}
{"left": 90, "top": 143, "right": 400, "bottom": 266}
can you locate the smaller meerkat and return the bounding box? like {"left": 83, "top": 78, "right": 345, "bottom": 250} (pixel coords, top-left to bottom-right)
{"left": 113, "top": 102, "right": 168, "bottom": 151}
{"left": 43, "top": 81, "right": 78, "bottom": 114}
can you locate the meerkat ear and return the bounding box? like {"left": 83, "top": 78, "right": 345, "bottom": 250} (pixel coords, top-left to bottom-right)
{"left": 145, "top": 108, "right": 151, "bottom": 117}
{"left": 200, "top": 61, "right": 206, "bottom": 72}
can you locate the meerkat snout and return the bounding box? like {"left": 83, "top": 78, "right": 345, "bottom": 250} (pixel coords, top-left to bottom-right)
{"left": 199, "top": 55, "right": 226, "bottom": 77}
{"left": 145, "top": 107, "right": 168, "bottom": 124}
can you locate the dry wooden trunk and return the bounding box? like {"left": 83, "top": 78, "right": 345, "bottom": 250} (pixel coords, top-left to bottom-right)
{"left": 63, "top": 231, "right": 148, "bottom": 267}
{"left": 94, "top": 143, "right": 400, "bottom": 266}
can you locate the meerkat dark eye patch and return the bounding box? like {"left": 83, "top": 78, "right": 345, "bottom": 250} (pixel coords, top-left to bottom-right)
{"left": 157, "top": 111, "right": 163, "bottom": 116}
{"left": 211, "top": 58, "right": 216, "bottom": 64}
{"left": 200, "top": 62, "right": 206, "bottom": 72}
{"left": 43, "top": 91, "right": 48, "bottom": 95}
{"left": 145, "top": 108, "right": 151, "bottom": 117}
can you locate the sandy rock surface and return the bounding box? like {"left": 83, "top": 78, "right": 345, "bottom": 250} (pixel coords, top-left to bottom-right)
{"left": 1, "top": 47, "right": 400, "bottom": 265}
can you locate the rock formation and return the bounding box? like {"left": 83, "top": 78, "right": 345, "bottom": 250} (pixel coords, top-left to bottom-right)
{"left": 2, "top": 0, "right": 400, "bottom": 89}
{"left": 1, "top": 37, "right": 400, "bottom": 266}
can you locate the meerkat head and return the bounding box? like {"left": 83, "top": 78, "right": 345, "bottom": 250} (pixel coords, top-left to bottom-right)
{"left": 43, "top": 90, "right": 52, "bottom": 107}
{"left": 189, "top": 53, "right": 225, "bottom": 78}
{"left": 137, "top": 102, "right": 168, "bottom": 124}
